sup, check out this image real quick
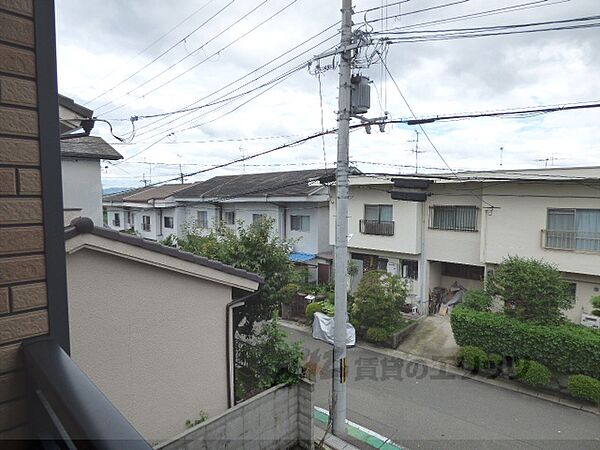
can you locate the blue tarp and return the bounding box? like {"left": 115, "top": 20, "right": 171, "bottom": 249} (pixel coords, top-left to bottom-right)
{"left": 289, "top": 252, "right": 317, "bottom": 263}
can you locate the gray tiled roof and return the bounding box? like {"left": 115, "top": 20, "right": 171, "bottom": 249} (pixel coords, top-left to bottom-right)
{"left": 176, "top": 169, "right": 333, "bottom": 199}
{"left": 61, "top": 136, "right": 123, "bottom": 160}
{"left": 103, "top": 184, "right": 193, "bottom": 203}
{"left": 65, "top": 217, "right": 264, "bottom": 284}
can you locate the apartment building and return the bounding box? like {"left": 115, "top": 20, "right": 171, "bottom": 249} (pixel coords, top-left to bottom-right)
{"left": 331, "top": 167, "right": 600, "bottom": 323}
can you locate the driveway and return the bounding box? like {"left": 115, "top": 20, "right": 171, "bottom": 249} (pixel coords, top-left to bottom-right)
{"left": 284, "top": 326, "right": 600, "bottom": 450}
{"left": 398, "top": 315, "right": 459, "bottom": 364}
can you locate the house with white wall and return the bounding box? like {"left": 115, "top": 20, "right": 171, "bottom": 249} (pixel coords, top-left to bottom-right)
{"left": 104, "top": 184, "right": 192, "bottom": 241}
{"left": 105, "top": 169, "right": 335, "bottom": 282}
{"left": 331, "top": 166, "right": 600, "bottom": 323}
{"left": 64, "top": 217, "right": 262, "bottom": 442}
{"left": 58, "top": 94, "right": 123, "bottom": 225}
{"left": 175, "top": 169, "right": 333, "bottom": 282}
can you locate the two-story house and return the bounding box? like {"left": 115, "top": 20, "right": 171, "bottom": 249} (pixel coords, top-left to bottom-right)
{"left": 104, "top": 183, "right": 192, "bottom": 241}
{"left": 104, "top": 169, "right": 334, "bottom": 282}
{"left": 331, "top": 166, "right": 600, "bottom": 323}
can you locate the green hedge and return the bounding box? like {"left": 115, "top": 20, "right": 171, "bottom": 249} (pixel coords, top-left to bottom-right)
{"left": 568, "top": 375, "right": 600, "bottom": 405}
{"left": 450, "top": 306, "right": 600, "bottom": 377}
{"left": 457, "top": 346, "right": 488, "bottom": 371}
{"left": 515, "top": 359, "right": 551, "bottom": 387}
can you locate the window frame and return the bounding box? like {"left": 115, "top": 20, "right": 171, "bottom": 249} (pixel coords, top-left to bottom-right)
{"left": 290, "top": 214, "right": 310, "bottom": 232}
{"left": 546, "top": 208, "right": 600, "bottom": 252}
{"left": 164, "top": 216, "right": 174, "bottom": 229}
{"left": 223, "top": 211, "right": 236, "bottom": 225}
{"left": 429, "top": 205, "right": 479, "bottom": 232}
{"left": 252, "top": 213, "right": 266, "bottom": 225}
{"left": 363, "top": 204, "right": 393, "bottom": 224}
{"left": 142, "top": 215, "right": 151, "bottom": 232}
{"left": 196, "top": 210, "right": 208, "bottom": 229}
{"left": 113, "top": 213, "right": 120, "bottom": 227}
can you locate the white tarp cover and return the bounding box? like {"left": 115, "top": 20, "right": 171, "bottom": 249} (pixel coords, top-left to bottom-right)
{"left": 311, "top": 312, "right": 356, "bottom": 346}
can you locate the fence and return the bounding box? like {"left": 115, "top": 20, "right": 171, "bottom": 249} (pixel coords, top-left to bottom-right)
{"left": 155, "top": 379, "right": 314, "bottom": 450}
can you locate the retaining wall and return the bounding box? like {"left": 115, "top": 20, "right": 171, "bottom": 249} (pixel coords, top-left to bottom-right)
{"left": 156, "top": 379, "right": 314, "bottom": 450}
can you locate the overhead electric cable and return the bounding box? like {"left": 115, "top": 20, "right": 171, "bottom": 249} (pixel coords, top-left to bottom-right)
{"left": 88, "top": 0, "right": 237, "bottom": 108}
{"left": 99, "top": 0, "right": 299, "bottom": 117}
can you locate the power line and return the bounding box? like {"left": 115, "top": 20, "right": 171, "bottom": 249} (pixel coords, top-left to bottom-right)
{"left": 97, "top": 0, "right": 273, "bottom": 115}
{"left": 81, "top": 0, "right": 217, "bottom": 101}
{"left": 116, "top": 25, "right": 339, "bottom": 135}
{"left": 99, "top": 0, "right": 299, "bottom": 118}
{"left": 89, "top": 0, "right": 238, "bottom": 108}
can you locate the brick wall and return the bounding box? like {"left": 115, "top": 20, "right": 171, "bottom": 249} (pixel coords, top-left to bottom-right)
{"left": 156, "top": 379, "right": 315, "bottom": 450}
{"left": 0, "top": 0, "right": 50, "bottom": 440}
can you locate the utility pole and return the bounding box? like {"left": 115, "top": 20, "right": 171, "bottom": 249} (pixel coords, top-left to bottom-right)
{"left": 333, "top": 0, "right": 352, "bottom": 437}
{"left": 408, "top": 130, "right": 423, "bottom": 173}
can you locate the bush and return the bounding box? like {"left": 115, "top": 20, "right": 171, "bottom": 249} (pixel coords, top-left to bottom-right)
{"left": 488, "top": 353, "right": 503, "bottom": 368}
{"left": 591, "top": 296, "right": 600, "bottom": 317}
{"left": 305, "top": 302, "right": 323, "bottom": 323}
{"left": 486, "top": 256, "right": 573, "bottom": 324}
{"left": 457, "top": 346, "right": 488, "bottom": 371}
{"left": 515, "top": 359, "right": 551, "bottom": 387}
{"left": 366, "top": 327, "right": 392, "bottom": 343}
{"left": 352, "top": 270, "right": 408, "bottom": 334}
{"left": 450, "top": 306, "right": 600, "bottom": 377}
{"left": 305, "top": 301, "right": 334, "bottom": 323}
{"left": 568, "top": 375, "right": 600, "bottom": 405}
{"left": 462, "top": 290, "right": 493, "bottom": 311}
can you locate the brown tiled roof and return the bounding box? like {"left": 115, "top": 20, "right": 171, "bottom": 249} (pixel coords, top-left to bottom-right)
{"left": 64, "top": 217, "right": 264, "bottom": 284}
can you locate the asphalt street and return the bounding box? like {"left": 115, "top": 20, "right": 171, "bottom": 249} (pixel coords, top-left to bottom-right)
{"left": 284, "top": 327, "right": 600, "bottom": 450}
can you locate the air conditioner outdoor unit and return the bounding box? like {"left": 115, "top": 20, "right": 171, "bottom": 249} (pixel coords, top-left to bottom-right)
{"left": 581, "top": 313, "right": 600, "bottom": 329}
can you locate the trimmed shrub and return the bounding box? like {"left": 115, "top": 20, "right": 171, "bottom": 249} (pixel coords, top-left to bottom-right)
{"left": 457, "top": 346, "right": 488, "bottom": 371}
{"left": 488, "top": 353, "right": 503, "bottom": 368}
{"left": 305, "top": 301, "right": 334, "bottom": 323}
{"left": 462, "top": 290, "right": 493, "bottom": 312}
{"left": 515, "top": 359, "right": 551, "bottom": 387}
{"left": 450, "top": 305, "right": 600, "bottom": 377}
{"left": 567, "top": 375, "right": 600, "bottom": 405}
{"left": 366, "top": 327, "right": 392, "bottom": 343}
{"left": 305, "top": 302, "right": 323, "bottom": 323}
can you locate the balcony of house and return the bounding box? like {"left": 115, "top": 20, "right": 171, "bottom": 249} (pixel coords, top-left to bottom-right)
{"left": 359, "top": 219, "right": 395, "bottom": 236}
{"left": 542, "top": 230, "right": 600, "bottom": 253}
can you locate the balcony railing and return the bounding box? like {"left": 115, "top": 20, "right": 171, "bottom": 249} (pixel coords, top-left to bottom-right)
{"left": 24, "top": 337, "right": 151, "bottom": 449}
{"left": 542, "top": 229, "right": 600, "bottom": 253}
{"left": 359, "top": 219, "right": 394, "bottom": 236}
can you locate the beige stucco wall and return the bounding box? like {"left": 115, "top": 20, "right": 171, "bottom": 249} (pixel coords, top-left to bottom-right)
{"left": 66, "top": 249, "right": 231, "bottom": 443}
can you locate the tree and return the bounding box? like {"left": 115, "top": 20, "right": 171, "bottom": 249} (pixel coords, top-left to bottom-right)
{"left": 351, "top": 270, "right": 408, "bottom": 335}
{"left": 174, "top": 218, "right": 299, "bottom": 335}
{"left": 486, "top": 256, "right": 573, "bottom": 325}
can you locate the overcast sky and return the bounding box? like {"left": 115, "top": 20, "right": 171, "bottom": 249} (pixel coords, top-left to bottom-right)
{"left": 55, "top": 0, "right": 600, "bottom": 189}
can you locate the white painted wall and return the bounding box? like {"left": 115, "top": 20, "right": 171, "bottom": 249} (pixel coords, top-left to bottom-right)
{"left": 424, "top": 187, "right": 483, "bottom": 266}
{"left": 67, "top": 249, "right": 231, "bottom": 443}
{"left": 286, "top": 202, "right": 327, "bottom": 255}
{"left": 133, "top": 209, "right": 158, "bottom": 241}
{"left": 330, "top": 186, "right": 420, "bottom": 254}
{"left": 482, "top": 182, "right": 600, "bottom": 277}
{"left": 62, "top": 158, "right": 103, "bottom": 225}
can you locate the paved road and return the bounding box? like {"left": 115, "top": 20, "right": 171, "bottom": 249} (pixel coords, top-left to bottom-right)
{"left": 284, "top": 327, "right": 600, "bottom": 450}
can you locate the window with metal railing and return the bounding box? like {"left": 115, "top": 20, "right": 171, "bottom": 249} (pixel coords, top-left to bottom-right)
{"left": 429, "top": 205, "right": 479, "bottom": 232}
{"left": 360, "top": 204, "right": 394, "bottom": 236}
{"left": 544, "top": 208, "right": 600, "bottom": 252}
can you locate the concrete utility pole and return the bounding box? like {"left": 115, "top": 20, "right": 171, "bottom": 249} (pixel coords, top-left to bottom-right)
{"left": 333, "top": 0, "right": 352, "bottom": 437}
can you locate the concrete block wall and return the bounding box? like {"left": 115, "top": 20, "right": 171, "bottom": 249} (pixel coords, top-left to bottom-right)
{"left": 0, "top": 0, "right": 51, "bottom": 442}
{"left": 156, "top": 379, "right": 315, "bottom": 450}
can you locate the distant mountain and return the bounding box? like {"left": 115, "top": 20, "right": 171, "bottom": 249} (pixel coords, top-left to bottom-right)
{"left": 102, "top": 187, "right": 134, "bottom": 195}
